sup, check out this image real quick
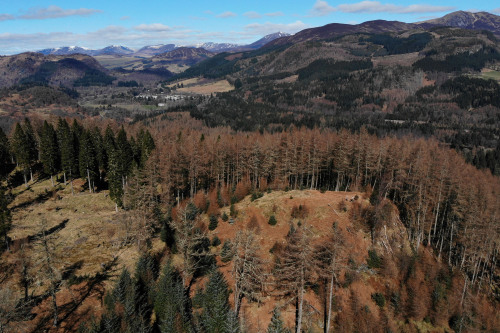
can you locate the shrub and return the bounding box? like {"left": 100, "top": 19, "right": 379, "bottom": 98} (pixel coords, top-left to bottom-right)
{"left": 221, "top": 212, "right": 228, "bottom": 222}
{"left": 221, "top": 240, "right": 233, "bottom": 262}
{"left": 230, "top": 204, "right": 238, "bottom": 217}
{"left": 208, "top": 215, "right": 218, "bottom": 231}
{"left": 268, "top": 215, "right": 277, "bottom": 226}
{"left": 367, "top": 249, "right": 383, "bottom": 269}
{"left": 211, "top": 236, "right": 221, "bottom": 247}
{"left": 372, "top": 293, "right": 386, "bottom": 307}
{"left": 291, "top": 204, "right": 308, "bottom": 219}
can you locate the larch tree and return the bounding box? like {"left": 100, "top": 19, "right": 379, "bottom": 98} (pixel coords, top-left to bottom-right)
{"left": 230, "top": 230, "right": 266, "bottom": 317}
{"left": 314, "top": 223, "right": 345, "bottom": 333}
{"left": 274, "top": 224, "right": 315, "bottom": 333}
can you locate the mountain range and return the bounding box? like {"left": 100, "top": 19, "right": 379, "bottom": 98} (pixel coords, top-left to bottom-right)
{"left": 37, "top": 32, "right": 291, "bottom": 57}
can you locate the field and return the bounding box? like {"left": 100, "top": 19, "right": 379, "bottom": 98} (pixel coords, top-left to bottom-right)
{"left": 479, "top": 69, "right": 500, "bottom": 81}
{"left": 168, "top": 77, "right": 234, "bottom": 94}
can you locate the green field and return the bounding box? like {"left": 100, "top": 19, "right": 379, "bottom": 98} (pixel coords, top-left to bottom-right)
{"left": 480, "top": 70, "right": 500, "bottom": 81}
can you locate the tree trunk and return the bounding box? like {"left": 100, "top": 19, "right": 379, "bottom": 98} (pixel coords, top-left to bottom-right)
{"left": 87, "top": 168, "right": 92, "bottom": 194}
{"left": 51, "top": 285, "right": 58, "bottom": 327}
{"left": 296, "top": 270, "right": 304, "bottom": 333}
{"left": 325, "top": 273, "right": 334, "bottom": 333}
{"left": 63, "top": 172, "right": 67, "bottom": 186}
{"left": 30, "top": 168, "right": 33, "bottom": 182}
{"left": 51, "top": 174, "right": 54, "bottom": 187}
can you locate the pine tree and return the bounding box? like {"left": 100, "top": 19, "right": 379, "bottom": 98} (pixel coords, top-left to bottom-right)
{"left": 78, "top": 130, "right": 98, "bottom": 193}
{"left": 267, "top": 307, "right": 289, "bottom": 333}
{"left": 56, "top": 118, "right": 78, "bottom": 191}
{"left": 155, "top": 261, "right": 192, "bottom": 333}
{"left": 11, "top": 123, "right": 30, "bottom": 186}
{"left": 0, "top": 128, "right": 10, "bottom": 178}
{"left": 108, "top": 149, "right": 124, "bottom": 210}
{"left": 201, "top": 269, "right": 230, "bottom": 333}
{"left": 0, "top": 187, "right": 11, "bottom": 250}
{"left": 91, "top": 127, "right": 107, "bottom": 184}
{"left": 116, "top": 126, "right": 133, "bottom": 189}
{"left": 22, "top": 118, "right": 38, "bottom": 182}
{"left": 40, "top": 121, "right": 59, "bottom": 186}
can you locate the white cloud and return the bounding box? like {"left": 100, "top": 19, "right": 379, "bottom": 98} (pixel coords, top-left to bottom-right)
{"left": 19, "top": 5, "right": 101, "bottom": 20}
{"left": 310, "top": 1, "right": 455, "bottom": 16}
{"left": 337, "top": 1, "right": 455, "bottom": 14}
{"left": 244, "top": 20, "right": 308, "bottom": 36}
{"left": 492, "top": 8, "right": 500, "bottom": 14}
{"left": 310, "top": 0, "right": 337, "bottom": 17}
{"left": 120, "top": 16, "right": 131, "bottom": 21}
{"left": 244, "top": 11, "right": 262, "bottom": 19}
{"left": 217, "top": 11, "right": 237, "bottom": 18}
{"left": 134, "top": 23, "right": 172, "bottom": 32}
{"left": 0, "top": 14, "right": 15, "bottom": 21}
{"left": 266, "top": 12, "right": 285, "bottom": 17}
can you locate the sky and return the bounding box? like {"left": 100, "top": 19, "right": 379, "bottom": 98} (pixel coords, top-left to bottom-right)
{"left": 0, "top": 0, "right": 499, "bottom": 54}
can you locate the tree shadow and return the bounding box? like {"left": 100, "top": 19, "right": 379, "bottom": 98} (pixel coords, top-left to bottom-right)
{"left": 29, "top": 256, "right": 119, "bottom": 332}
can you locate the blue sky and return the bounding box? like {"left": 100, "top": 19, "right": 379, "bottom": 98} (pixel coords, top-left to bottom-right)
{"left": 1, "top": 0, "right": 499, "bottom": 54}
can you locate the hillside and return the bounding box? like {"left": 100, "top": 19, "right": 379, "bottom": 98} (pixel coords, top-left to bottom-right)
{"left": 0, "top": 53, "right": 114, "bottom": 88}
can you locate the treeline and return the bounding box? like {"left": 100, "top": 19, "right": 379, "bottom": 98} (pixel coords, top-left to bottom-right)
{"left": 1, "top": 118, "right": 154, "bottom": 207}
{"left": 413, "top": 46, "right": 500, "bottom": 72}
{"left": 297, "top": 59, "right": 373, "bottom": 81}
{"left": 363, "top": 32, "right": 432, "bottom": 55}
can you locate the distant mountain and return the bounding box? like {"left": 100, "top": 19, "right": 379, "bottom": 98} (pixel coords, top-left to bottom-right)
{"left": 246, "top": 32, "right": 291, "bottom": 49}
{"left": 134, "top": 44, "right": 177, "bottom": 57}
{"left": 154, "top": 47, "right": 213, "bottom": 61}
{"left": 267, "top": 20, "right": 417, "bottom": 47}
{"left": 38, "top": 46, "right": 94, "bottom": 56}
{"left": 420, "top": 11, "right": 500, "bottom": 35}
{"left": 0, "top": 52, "right": 113, "bottom": 88}
{"left": 95, "top": 45, "right": 135, "bottom": 56}
{"left": 196, "top": 42, "right": 241, "bottom": 52}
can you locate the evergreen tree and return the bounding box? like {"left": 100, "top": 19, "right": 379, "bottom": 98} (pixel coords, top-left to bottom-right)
{"left": 78, "top": 130, "right": 98, "bottom": 193}
{"left": 108, "top": 149, "right": 124, "bottom": 210}
{"left": 267, "top": 307, "right": 289, "bottom": 333}
{"left": 56, "top": 118, "right": 77, "bottom": 191}
{"left": 11, "top": 123, "right": 30, "bottom": 186}
{"left": 140, "top": 129, "right": 156, "bottom": 167}
{"left": 116, "top": 126, "right": 133, "bottom": 189}
{"left": 0, "top": 187, "right": 11, "bottom": 250}
{"left": 201, "top": 269, "right": 230, "bottom": 333}
{"left": 39, "top": 121, "right": 59, "bottom": 186}
{"left": 91, "top": 127, "right": 107, "bottom": 184}
{"left": 22, "top": 118, "right": 38, "bottom": 182}
{"left": 0, "top": 128, "right": 10, "bottom": 178}
{"left": 155, "top": 261, "right": 192, "bottom": 333}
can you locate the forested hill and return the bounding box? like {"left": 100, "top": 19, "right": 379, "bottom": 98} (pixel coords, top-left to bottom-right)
{"left": 0, "top": 115, "right": 498, "bottom": 331}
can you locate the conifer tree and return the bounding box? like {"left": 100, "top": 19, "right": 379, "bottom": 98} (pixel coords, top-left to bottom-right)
{"left": 11, "top": 123, "right": 30, "bottom": 186}
{"left": 91, "top": 127, "right": 107, "bottom": 184}
{"left": 201, "top": 269, "right": 230, "bottom": 333}
{"left": 116, "top": 126, "right": 133, "bottom": 188}
{"left": 267, "top": 307, "right": 289, "bottom": 333}
{"left": 22, "top": 118, "right": 38, "bottom": 182}
{"left": 0, "top": 187, "right": 11, "bottom": 250}
{"left": 40, "top": 121, "right": 59, "bottom": 186}
{"left": 78, "top": 130, "right": 98, "bottom": 193}
{"left": 0, "top": 128, "right": 10, "bottom": 178}
{"left": 108, "top": 149, "right": 124, "bottom": 210}
{"left": 155, "top": 261, "right": 192, "bottom": 333}
{"left": 56, "top": 118, "right": 77, "bottom": 191}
